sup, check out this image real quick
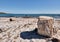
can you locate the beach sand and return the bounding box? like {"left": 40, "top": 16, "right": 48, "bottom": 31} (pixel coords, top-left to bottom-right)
{"left": 0, "top": 17, "right": 60, "bottom": 42}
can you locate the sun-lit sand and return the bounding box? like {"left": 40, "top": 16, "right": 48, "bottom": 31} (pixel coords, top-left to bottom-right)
{"left": 0, "top": 17, "right": 60, "bottom": 42}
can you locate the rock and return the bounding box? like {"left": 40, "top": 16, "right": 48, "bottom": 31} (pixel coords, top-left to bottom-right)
{"left": 52, "top": 30, "right": 60, "bottom": 40}
{"left": 9, "top": 17, "right": 16, "bottom": 21}
{"left": 51, "top": 38, "right": 59, "bottom": 42}
{"left": 0, "top": 29, "right": 2, "bottom": 33}
{"left": 37, "top": 16, "right": 54, "bottom": 37}
{"left": 9, "top": 18, "right": 13, "bottom": 21}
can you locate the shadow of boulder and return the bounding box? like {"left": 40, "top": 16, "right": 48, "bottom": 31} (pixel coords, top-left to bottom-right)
{"left": 20, "top": 28, "right": 50, "bottom": 39}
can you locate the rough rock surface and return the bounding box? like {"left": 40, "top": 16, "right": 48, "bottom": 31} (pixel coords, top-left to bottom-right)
{"left": 0, "top": 17, "right": 60, "bottom": 42}
{"left": 37, "top": 16, "right": 54, "bottom": 37}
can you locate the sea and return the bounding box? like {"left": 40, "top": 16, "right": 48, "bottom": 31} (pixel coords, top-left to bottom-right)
{"left": 0, "top": 14, "right": 60, "bottom": 18}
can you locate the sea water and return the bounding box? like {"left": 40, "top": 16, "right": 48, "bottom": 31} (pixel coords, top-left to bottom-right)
{"left": 0, "top": 14, "right": 60, "bottom": 18}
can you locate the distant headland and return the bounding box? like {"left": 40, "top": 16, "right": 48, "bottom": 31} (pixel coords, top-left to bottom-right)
{"left": 0, "top": 12, "right": 7, "bottom": 14}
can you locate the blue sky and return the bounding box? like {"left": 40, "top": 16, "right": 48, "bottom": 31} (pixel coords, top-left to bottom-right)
{"left": 0, "top": 0, "right": 60, "bottom": 14}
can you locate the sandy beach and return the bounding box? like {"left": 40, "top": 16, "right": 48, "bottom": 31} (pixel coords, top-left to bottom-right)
{"left": 0, "top": 17, "right": 60, "bottom": 42}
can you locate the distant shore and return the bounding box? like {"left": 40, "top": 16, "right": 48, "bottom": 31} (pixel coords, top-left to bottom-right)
{"left": 0, "top": 12, "right": 7, "bottom": 14}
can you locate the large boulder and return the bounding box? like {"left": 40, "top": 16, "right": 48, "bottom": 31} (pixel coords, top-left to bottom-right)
{"left": 37, "top": 16, "right": 54, "bottom": 37}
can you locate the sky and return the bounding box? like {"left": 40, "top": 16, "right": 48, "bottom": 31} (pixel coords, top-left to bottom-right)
{"left": 0, "top": 0, "right": 60, "bottom": 14}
